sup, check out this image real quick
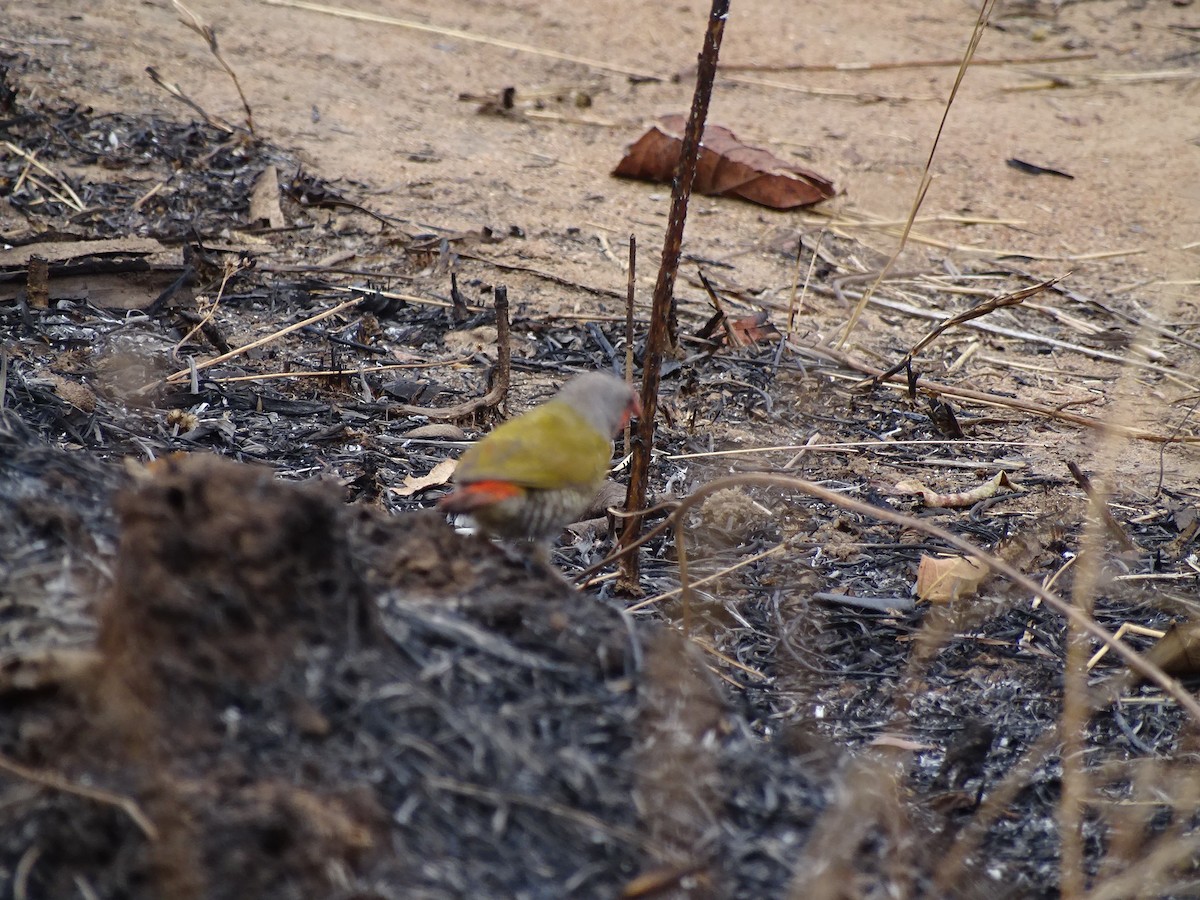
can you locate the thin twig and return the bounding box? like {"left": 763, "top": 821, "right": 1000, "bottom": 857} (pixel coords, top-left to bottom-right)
{"left": 1066, "top": 462, "right": 1138, "bottom": 553}
{"left": 172, "top": 0, "right": 255, "bottom": 133}
{"left": 794, "top": 338, "right": 1200, "bottom": 443}
{"left": 0, "top": 752, "right": 158, "bottom": 841}
{"left": 836, "top": 0, "right": 996, "bottom": 348}
{"left": 858, "top": 294, "right": 1195, "bottom": 390}
{"left": 871, "top": 274, "right": 1066, "bottom": 385}
{"left": 669, "top": 439, "right": 1040, "bottom": 461}
{"left": 145, "top": 66, "right": 235, "bottom": 134}
{"left": 139, "top": 296, "right": 363, "bottom": 393}
{"left": 624, "top": 235, "right": 636, "bottom": 460}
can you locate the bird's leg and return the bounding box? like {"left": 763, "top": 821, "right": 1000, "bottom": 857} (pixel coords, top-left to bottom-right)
{"left": 489, "top": 537, "right": 558, "bottom": 578}
{"left": 529, "top": 539, "right": 552, "bottom": 567}
{"left": 515, "top": 539, "right": 576, "bottom": 585}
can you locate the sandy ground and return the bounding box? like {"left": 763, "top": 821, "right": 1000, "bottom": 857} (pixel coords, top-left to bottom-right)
{"left": 9, "top": 0, "right": 1199, "bottom": 295}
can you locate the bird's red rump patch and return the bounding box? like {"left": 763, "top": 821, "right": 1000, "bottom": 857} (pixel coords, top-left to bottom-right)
{"left": 438, "top": 480, "right": 524, "bottom": 512}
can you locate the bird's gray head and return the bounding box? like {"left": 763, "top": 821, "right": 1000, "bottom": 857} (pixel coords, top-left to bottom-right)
{"left": 555, "top": 372, "right": 641, "bottom": 437}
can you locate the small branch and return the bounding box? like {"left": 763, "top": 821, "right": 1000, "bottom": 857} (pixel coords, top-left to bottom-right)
{"left": 796, "top": 338, "right": 1200, "bottom": 444}
{"left": 139, "top": 296, "right": 363, "bottom": 394}
{"left": 870, "top": 274, "right": 1066, "bottom": 386}
{"left": 623, "top": 234, "right": 636, "bottom": 459}
{"left": 144, "top": 66, "right": 235, "bottom": 135}
{"left": 619, "top": 0, "right": 729, "bottom": 595}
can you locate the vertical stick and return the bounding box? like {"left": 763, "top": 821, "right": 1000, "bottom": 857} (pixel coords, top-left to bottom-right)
{"left": 623, "top": 234, "right": 637, "bottom": 459}
{"left": 492, "top": 285, "right": 512, "bottom": 416}
{"left": 618, "top": 0, "right": 730, "bottom": 594}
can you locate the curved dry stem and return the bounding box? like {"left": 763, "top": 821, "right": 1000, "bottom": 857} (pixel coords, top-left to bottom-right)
{"left": 668, "top": 472, "right": 1200, "bottom": 724}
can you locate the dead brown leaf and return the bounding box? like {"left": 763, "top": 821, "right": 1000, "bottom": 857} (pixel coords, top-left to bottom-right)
{"left": 390, "top": 458, "right": 456, "bottom": 497}
{"left": 728, "top": 310, "right": 781, "bottom": 347}
{"left": 916, "top": 554, "right": 988, "bottom": 603}
{"left": 613, "top": 114, "right": 835, "bottom": 210}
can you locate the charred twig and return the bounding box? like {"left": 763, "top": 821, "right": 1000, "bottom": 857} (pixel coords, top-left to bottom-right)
{"left": 300, "top": 325, "right": 390, "bottom": 355}
{"left": 285, "top": 170, "right": 407, "bottom": 228}
{"left": 458, "top": 251, "right": 625, "bottom": 301}
{"left": 697, "top": 268, "right": 739, "bottom": 347}
{"left": 623, "top": 234, "right": 636, "bottom": 459}
{"left": 1066, "top": 461, "right": 1138, "bottom": 553}
{"left": 619, "top": 0, "right": 729, "bottom": 596}
{"left": 144, "top": 265, "right": 196, "bottom": 317}
{"left": 24, "top": 254, "right": 48, "bottom": 309}
{"left": 575, "top": 498, "right": 681, "bottom": 587}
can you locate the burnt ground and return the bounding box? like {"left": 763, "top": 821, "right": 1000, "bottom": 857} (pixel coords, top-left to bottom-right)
{"left": 4, "top": 7, "right": 1200, "bottom": 899}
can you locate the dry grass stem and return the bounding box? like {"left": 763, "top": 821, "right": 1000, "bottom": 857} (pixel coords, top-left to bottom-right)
{"left": 145, "top": 296, "right": 363, "bottom": 392}
{"left": 2, "top": 141, "right": 85, "bottom": 211}
{"left": 0, "top": 752, "right": 158, "bottom": 841}
{"left": 798, "top": 338, "right": 1200, "bottom": 442}
{"left": 870, "top": 274, "right": 1065, "bottom": 384}
{"left": 171, "top": 0, "right": 255, "bottom": 132}
{"left": 670, "top": 473, "right": 1200, "bottom": 722}
{"left": 836, "top": 0, "right": 997, "bottom": 348}
{"left": 261, "top": 0, "right": 665, "bottom": 81}
{"left": 668, "top": 438, "right": 1042, "bottom": 461}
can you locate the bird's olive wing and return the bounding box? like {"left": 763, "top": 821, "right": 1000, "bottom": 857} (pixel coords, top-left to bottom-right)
{"left": 454, "top": 402, "right": 611, "bottom": 490}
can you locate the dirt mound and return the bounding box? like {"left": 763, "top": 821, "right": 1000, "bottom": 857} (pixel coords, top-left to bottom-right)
{"left": 0, "top": 451, "right": 822, "bottom": 898}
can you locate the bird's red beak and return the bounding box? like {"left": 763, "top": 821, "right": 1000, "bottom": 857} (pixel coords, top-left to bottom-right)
{"left": 624, "top": 393, "right": 643, "bottom": 427}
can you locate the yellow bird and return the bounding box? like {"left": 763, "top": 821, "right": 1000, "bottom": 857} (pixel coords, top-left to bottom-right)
{"left": 439, "top": 372, "right": 640, "bottom": 547}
